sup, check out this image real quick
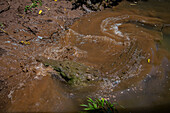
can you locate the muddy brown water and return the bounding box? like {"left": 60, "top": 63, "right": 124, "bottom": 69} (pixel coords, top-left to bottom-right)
{"left": 1, "top": 0, "right": 170, "bottom": 112}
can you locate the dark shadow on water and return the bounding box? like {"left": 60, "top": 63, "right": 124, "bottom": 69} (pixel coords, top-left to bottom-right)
{"left": 127, "top": 0, "right": 148, "bottom": 2}
{"left": 119, "top": 103, "right": 170, "bottom": 113}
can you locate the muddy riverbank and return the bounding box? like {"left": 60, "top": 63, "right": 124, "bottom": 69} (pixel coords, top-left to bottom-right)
{"left": 0, "top": 0, "right": 86, "bottom": 111}
{"left": 0, "top": 0, "right": 170, "bottom": 112}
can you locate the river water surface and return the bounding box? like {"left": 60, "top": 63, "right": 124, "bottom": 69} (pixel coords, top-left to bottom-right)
{"left": 4, "top": 0, "right": 170, "bottom": 112}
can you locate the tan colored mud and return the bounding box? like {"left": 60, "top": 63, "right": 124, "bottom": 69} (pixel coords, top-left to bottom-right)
{"left": 0, "top": 0, "right": 85, "bottom": 112}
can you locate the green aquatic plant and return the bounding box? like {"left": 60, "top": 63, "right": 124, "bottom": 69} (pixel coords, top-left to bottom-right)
{"left": 80, "top": 97, "right": 120, "bottom": 113}
{"left": 24, "top": 0, "right": 42, "bottom": 12}
{"left": 0, "top": 22, "right": 4, "bottom": 28}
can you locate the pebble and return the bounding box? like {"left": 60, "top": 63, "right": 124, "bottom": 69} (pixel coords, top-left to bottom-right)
{"left": 112, "top": 95, "right": 116, "bottom": 98}
{"left": 5, "top": 41, "right": 11, "bottom": 43}
{"left": 34, "top": 76, "right": 40, "bottom": 80}
{"left": 146, "top": 74, "right": 151, "bottom": 78}
{"left": 139, "top": 88, "right": 143, "bottom": 91}
{"left": 18, "top": 83, "right": 24, "bottom": 89}
{"left": 38, "top": 36, "right": 43, "bottom": 39}
{"left": 70, "top": 93, "right": 74, "bottom": 96}
{"left": 35, "top": 102, "right": 40, "bottom": 106}
{"left": 115, "top": 80, "right": 120, "bottom": 84}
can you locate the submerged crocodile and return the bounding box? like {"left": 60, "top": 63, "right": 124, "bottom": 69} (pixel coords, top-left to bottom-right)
{"left": 36, "top": 56, "right": 101, "bottom": 86}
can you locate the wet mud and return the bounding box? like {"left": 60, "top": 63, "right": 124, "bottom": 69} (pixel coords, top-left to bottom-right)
{"left": 0, "top": 0, "right": 170, "bottom": 112}
{"left": 0, "top": 0, "right": 85, "bottom": 112}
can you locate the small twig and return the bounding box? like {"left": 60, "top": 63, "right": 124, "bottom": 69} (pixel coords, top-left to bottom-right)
{"left": 49, "top": 31, "right": 58, "bottom": 39}
{"left": 22, "top": 23, "right": 37, "bottom": 36}
{"left": 0, "top": 28, "right": 8, "bottom": 35}
{"left": 82, "top": 4, "right": 94, "bottom": 13}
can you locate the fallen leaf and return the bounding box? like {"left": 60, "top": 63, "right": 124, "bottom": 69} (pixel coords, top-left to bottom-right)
{"left": 39, "top": 10, "right": 42, "bottom": 14}
{"left": 45, "top": 6, "right": 50, "bottom": 10}
{"left": 20, "top": 41, "right": 30, "bottom": 45}
{"left": 148, "top": 59, "right": 151, "bottom": 63}
{"left": 20, "top": 41, "right": 24, "bottom": 44}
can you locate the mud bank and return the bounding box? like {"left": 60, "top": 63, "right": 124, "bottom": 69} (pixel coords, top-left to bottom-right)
{"left": 0, "top": 0, "right": 85, "bottom": 111}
